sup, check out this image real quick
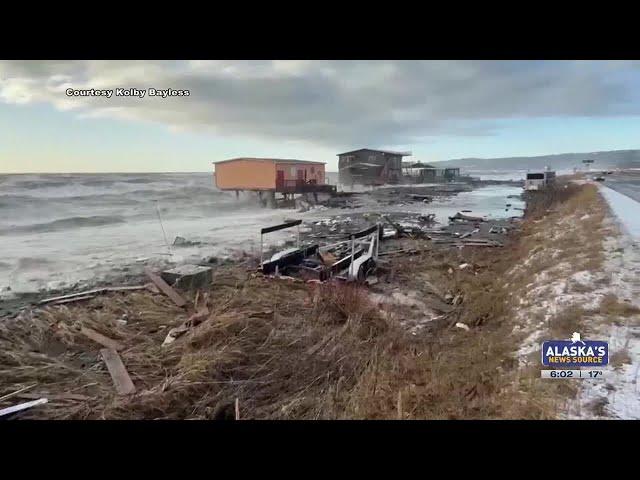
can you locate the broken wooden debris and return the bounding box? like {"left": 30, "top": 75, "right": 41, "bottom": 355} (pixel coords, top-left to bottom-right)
{"left": 16, "top": 392, "right": 90, "bottom": 402}
{"left": 410, "top": 194, "right": 432, "bottom": 202}
{"left": 100, "top": 348, "right": 136, "bottom": 395}
{"left": 39, "top": 285, "right": 148, "bottom": 305}
{"left": 431, "top": 238, "right": 503, "bottom": 247}
{"left": 52, "top": 295, "right": 96, "bottom": 305}
{"left": 0, "top": 384, "right": 37, "bottom": 403}
{"left": 261, "top": 219, "right": 302, "bottom": 235}
{"left": 80, "top": 326, "right": 124, "bottom": 351}
{"left": 317, "top": 250, "right": 337, "bottom": 267}
{"left": 381, "top": 215, "right": 406, "bottom": 237}
{"left": 418, "top": 214, "right": 436, "bottom": 223}
{"left": 449, "top": 212, "right": 485, "bottom": 222}
{"left": 378, "top": 248, "right": 423, "bottom": 257}
{"left": 161, "top": 264, "right": 213, "bottom": 291}
{"left": 0, "top": 398, "right": 48, "bottom": 418}
{"left": 162, "top": 307, "right": 210, "bottom": 346}
{"left": 144, "top": 268, "right": 187, "bottom": 307}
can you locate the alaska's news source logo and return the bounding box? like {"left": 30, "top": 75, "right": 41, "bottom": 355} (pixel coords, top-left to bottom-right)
{"left": 542, "top": 333, "right": 608, "bottom": 367}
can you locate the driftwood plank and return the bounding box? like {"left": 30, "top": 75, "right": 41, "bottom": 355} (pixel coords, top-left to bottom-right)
{"left": 17, "top": 392, "right": 90, "bottom": 402}
{"left": 0, "top": 398, "right": 48, "bottom": 418}
{"left": 0, "top": 384, "right": 37, "bottom": 403}
{"left": 100, "top": 348, "right": 136, "bottom": 395}
{"left": 52, "top": 295, "right": 96, "bottom": 305}
{"left": 80, "top": 327, "right": 124, "bottom": 351}
{"left": 40, "top": 285, "right": 147, "bottom": 305}
{"left": 144, "top": 268, "right": 186, "bottom": 307}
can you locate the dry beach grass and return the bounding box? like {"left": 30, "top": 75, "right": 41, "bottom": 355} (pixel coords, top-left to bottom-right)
{"left": 0, "top": 180, "right": 625, "bottom": 419}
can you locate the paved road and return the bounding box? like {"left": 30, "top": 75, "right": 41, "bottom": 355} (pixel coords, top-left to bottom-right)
{"left": 602, "top": 170, "right": 640, "bottom": 202}
{"left": 597, "top": 170, "right": 640, "bottom": 239}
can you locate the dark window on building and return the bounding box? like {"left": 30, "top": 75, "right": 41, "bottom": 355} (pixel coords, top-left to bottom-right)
{"left": 527, "top": 173, "right": 545, "bottom": 180}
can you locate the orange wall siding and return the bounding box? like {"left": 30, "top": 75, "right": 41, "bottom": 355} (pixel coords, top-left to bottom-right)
{"left": 215, "top": 160, "right": 277, "bottom": 190}
{"left": 276, "top": 163, "right": 325, "bottom": 183}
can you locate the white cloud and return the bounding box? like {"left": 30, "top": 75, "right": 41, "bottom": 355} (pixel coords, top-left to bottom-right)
{"left": 0, "top": 60, "right": 638, "bottom": 149}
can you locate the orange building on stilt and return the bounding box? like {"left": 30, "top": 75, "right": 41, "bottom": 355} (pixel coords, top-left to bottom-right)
{"left": 213, "top": 158, "right": 335, "bottom": 196}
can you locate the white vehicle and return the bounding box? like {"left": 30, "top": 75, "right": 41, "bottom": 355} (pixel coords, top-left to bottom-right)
{"left": 524, "top": 170, "right": 556, "bottom": 191}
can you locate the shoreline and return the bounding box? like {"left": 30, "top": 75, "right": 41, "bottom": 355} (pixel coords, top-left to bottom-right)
{"left": 1, "top": 180, "right": 524, "bottom": 317}
{"left": 4, "top": 176, "right": 637, "bottom": 419}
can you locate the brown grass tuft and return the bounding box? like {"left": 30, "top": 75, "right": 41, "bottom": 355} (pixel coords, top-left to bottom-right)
{"left": 0, "top": 181, "right": 617, "bottom": 420}
{"left": 598, "top": 294, "right": 640, "bottom": 318}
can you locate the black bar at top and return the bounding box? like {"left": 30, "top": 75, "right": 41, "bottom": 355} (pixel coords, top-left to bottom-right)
{"left": 261, "top": 220, "right": 302, "bottom": 235}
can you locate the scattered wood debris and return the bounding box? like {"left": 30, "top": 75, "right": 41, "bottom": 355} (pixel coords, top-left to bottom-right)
{"left": 0, "top": 384, "right": 37, "bottom": 403}
{"left": 0, "top": 398, "right": 48, "bottom": 418}
{"left": 162, "top": 307, "right": 210, "bottom": 346}
{"left": 449, "top": 212, "right": 485, "bottom": 222}
{"left": 80, "top": 326, "right": 124, "bottom": 351}
{"left": 39, "top": 285, "right": 148, "bottom": 305}
{"left": 100, "top": 348, "right": 136, "bottom": 395}
{"left": 145, "top": 268, "right": 187, "bottom": 307}
{"left": 51, "top": 295, "right": 96, "bottom": 305}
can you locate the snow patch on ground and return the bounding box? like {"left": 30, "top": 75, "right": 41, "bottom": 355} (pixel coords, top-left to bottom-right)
{"left": 599, "top": 185, "right": 640, "bottom": 238}
{"left": 514, "top": 181, "right": 640, "bottom": 418}
{"left": 513, "top": 197, "right": 640, "bottom": 418}
{"left": 505, "top": 188, "right": 640, "bottom": 419}
{"left": 566, "top": 191, "right": 640, "bottom": 419}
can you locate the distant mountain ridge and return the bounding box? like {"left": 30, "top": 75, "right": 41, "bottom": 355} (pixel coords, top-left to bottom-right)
{"left": 431, "top": 149, "right": 640, "bottom": 170}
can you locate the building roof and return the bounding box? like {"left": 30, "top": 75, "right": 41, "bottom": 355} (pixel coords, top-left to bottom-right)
{"left": 213, "top": 157, "right": 325, "bottom": 165}
{"left": 336, "top": 148, "right": 412, "bottom": 157}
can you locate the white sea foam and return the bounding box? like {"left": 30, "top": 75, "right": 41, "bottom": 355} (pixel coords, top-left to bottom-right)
{"left": 0, "top": 172, "right": 523, "bottom": 293}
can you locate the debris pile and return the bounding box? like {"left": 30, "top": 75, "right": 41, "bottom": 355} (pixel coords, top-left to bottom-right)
{"left": 259, "top": 220, "right": 381, "bottom": 283}
{"left": 0, "top": 265, "right": 412, "bottom": 419}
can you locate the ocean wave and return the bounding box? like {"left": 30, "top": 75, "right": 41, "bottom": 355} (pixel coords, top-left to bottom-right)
{"left": 124, "top": 186, "right": 226, "bottom": 199}
{"left": 17, "top": 257, "right": 54, "bottom": 269}
{"left": 0, "top": 215, "right": 125, "bottom": 235}
{"left": 13, "top": 180, "right": 69, "bottom": 189}
{"left": 79, "top": 177, "right": 160, "bottom": 187}
{"left": 0, "top": 186, "right": 223, "bottom": 204}
{"left": 0, "top": 193, "right": 141, "bottom": 209}
{"left": 121, "top": 178, "right": 159, "bottom": 184}
{"left": 79, "top": 179, "right": 119, "bottom": 187}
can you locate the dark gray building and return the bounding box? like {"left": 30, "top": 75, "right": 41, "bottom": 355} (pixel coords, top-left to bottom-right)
{"left": 337, "top": 148, "right": 412, "bottom": 186}
{"left": 402, "top": 162, "right": 461, "bottom": 183}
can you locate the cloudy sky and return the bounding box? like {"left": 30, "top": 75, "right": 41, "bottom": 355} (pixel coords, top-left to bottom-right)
{"left": 1, "top": 60, "right": 640, "bottom": 173}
